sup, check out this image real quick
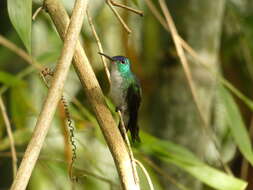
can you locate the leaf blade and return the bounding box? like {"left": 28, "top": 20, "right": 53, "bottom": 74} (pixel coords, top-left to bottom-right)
{"left": 139, "top": 132, "right": 247, "bottom": 190}
{"left": 7, "top": 0, "right": 32, "bottom": 54}
{"left": 220, "top": 86, "right": 253, "bottom": 165}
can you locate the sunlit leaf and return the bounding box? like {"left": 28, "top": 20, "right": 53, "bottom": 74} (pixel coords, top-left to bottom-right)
{"left": 220, "top": 86, "right": 253, "bottom": 166}
{"left": 7, "top": 0, "right": 32, "bottom": 54}
{"left": 139, "top": 132, "right": 247, "bottom": 190}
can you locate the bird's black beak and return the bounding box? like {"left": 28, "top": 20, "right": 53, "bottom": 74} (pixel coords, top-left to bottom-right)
{"left": 98, "top": 52, "right": 114, "bottom": 61}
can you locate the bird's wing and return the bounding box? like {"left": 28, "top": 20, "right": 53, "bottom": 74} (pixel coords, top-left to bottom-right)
{"left": 126, "top": 82, "right": 141, "bottom": 142}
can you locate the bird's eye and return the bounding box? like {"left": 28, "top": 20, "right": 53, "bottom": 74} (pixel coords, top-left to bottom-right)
{"left": 121, "top": 60, "right": 125, "bottom": 64}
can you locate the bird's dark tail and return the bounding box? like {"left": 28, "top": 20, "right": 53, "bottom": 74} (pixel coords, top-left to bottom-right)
{"left": 127, "top": 111, "right": 141, "bottom": 143}
{"left": 118, "top": 115, "right": 140, "bottom": 143}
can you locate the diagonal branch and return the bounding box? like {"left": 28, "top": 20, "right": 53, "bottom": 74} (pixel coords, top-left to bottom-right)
{"left": 10, "top": 0, "right": 88, "bottom": 189}
{"left": 117, "top": 110, "right": 139, "bottom": 185}
{"left": 0, "top": 35, "right": 41, "bottom": 69}
{"left": 110, "top": 0, "right": 143, "bottom": 16}
{"left": 105, "top": 0, "right": 132, "bottom": 34}
{"left": 86, "top": 9, "right": 111, "bottom": 84}
{"left": 158, "top": 0, "right": 232, "bottom": 175}
{"left": 44, "top": 0, "right": 140, "bottom": 189}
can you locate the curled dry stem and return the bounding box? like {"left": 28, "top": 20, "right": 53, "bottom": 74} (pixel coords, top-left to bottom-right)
{"left": 134, "top": 159, "right": 154, "bottom": 190}
{"left": 40, "top": 68, "right": 77, "bottom": 181}
{"left": 32, "top": 6, "right": 43, "bottom": 21}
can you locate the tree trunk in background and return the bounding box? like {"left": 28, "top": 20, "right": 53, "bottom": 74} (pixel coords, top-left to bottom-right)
{"left": 147, "top": 1, "right": 227, "bottom": 189}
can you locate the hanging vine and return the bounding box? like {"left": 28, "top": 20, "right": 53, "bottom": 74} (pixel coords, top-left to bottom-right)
{"left": 40, "top": 68, "right": 77, "bottom": 180}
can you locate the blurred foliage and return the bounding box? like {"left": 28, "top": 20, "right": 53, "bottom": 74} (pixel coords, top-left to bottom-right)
{"left": 1, "top": 0, "right": 253, "bottom": 190}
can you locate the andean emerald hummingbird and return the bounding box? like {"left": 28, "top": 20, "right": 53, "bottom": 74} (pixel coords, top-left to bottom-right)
{"left": 99, "top": 52, "right": 142, "bottom": 142}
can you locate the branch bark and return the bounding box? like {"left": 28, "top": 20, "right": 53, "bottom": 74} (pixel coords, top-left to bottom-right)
{"left": 10, "top": 0, "right": 88, "bottom": 189}
{"left": 43, "top": 0, "right": 139, "bottom": 190}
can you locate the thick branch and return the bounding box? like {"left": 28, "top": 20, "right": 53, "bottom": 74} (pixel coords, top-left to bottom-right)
{"left": 44, "top": 0, "right": 139, "bottom": 190}
{"left": 10, "top": 0, "right": 87, "bottom": 189}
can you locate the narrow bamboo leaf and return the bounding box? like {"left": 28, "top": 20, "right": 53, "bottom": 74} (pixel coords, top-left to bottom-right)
{"left": 161, "top": 156, "right": 246, "bottom": 190}
{"left": 221, "top": 79, "right": 253, "bottom": 110}
{"left": 139, "top": 132, "right": 247, "bottom": 190}
{"left": 7, "top": 0, "right": 32, "bottom": 54}
{"left": 220, "top": 86, "right": 253, "bottom": 165}
{"left": 0, "top": 71, "right": 25, "bottom": 86}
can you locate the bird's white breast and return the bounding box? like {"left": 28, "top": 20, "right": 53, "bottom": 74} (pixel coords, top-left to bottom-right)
{"left": 109, "top": 69, "right": 126, "bottom": 108}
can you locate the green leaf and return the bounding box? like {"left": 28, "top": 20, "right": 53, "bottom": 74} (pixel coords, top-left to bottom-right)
{"left": 139, "top": 132, "right": 247, "bottom": 190}
{"left": 0, "top": 71, "right": 25, "bottom": 86}
{"left": 220, "top": 86, "right": 253, "bottom": 165}
{"left": 221, "top": 79, "right": 253, "bottom": 110}
{"left": 7, "top": 0, "right": 32, "bottom": 54}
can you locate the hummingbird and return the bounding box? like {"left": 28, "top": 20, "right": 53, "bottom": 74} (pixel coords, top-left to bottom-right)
{"left": 98, "top": 52, "right": 142, "bottom": 142}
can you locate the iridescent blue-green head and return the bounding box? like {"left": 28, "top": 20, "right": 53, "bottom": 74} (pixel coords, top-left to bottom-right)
{"left": 98, "top": 52, "right": 132, "bottom": 75}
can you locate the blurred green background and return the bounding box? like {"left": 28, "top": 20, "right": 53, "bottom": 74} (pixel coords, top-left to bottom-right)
{"left": 1, "top": 0, "right": 253, "bottom": 190}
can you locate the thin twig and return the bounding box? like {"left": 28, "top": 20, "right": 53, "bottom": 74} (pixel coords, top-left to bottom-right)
{"left": 0, "top": 37, "right": 41, "bottom": 95}
{"left": 144, "top": 0, "right": 168, "bottom": 30}
{"left": 147, "top": 0, "right": 253, "bottom": 175}
{"left": 145, "top": 0, "right": 253, "bottom": 120}
{"left": 0, "top": 35, "right": 41, "bottom": 69}
{"left": 40, "top": 68, "right": 77, "bottom": 181}
{"left": 118, "top": 110, "right": 139, "bottom": 185}
{"left": 158, "top": 0, "right": 207, "bottom": 131}
{"left": 106, "top": 0, "right": 132, "bottom": 34}
{"left": 86, "top": 9, "right": 111, "bottom": 84}
{"left": 110, "top": 0, "right": 143, "bottom": 16}
{"left": 134, "top": 159, "right": 154, "bottom": 190}
{"left": 10, "top": 0, "right": 88, "bottom": 189}
{"left": 44, "top": 0, "right": 139, "bottom": 189}
{"left": 144, "top": 0, "right": 209, "bottom": 68}
{"left": 32, "top": 6, "right": 43, "bottom": 21}
{"left": 0, "top": 96, "right": 17, "bottom": 178}
{"left": 158, "top": 0, "right": 232, "bottom": 175}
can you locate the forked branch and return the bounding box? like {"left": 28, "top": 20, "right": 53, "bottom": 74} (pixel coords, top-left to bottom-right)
{"left": 10, "top": 0, "right": 88, "bottom": 189}
{"left": 44, "top": 0, "right": 140, "bottom": 189}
